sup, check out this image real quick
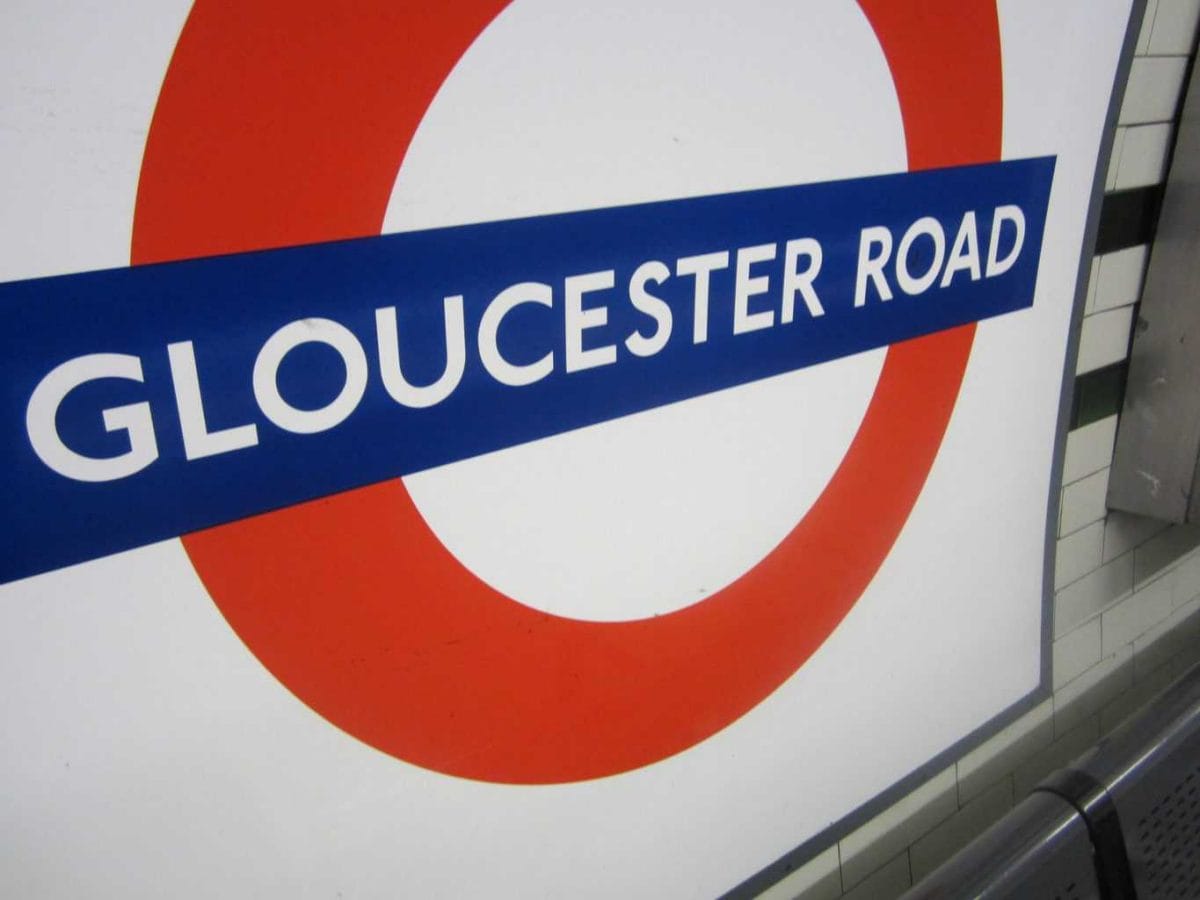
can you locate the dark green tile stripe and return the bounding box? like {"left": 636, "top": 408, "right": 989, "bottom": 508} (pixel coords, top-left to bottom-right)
{"left": 1095, "top": 186, "right": 1163, "bottom": 254}
{"left": 1070, "top": 360, "right": 1130, "bottom": 430}
{"left": 1066, "top": 181, "right": 1166, "bottom": 433}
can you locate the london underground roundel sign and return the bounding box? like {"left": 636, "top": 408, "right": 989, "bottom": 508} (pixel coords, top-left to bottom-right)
{"left": 129, "top": 0, "right": 1004, "bottom": 785}
{"left": 0, "top": 0, "right": 1134, "bottom": 894}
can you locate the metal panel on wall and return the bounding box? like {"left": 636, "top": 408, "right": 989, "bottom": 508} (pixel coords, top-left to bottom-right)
{"left": 0, "top": 2, "right": 1136, "bottom": 896}
{"left": 1109, "top": 56, "right": 1200, "bottom": 523}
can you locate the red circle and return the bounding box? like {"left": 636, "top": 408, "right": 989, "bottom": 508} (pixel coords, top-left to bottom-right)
{"left": 132, "top": 1, "right": 1001, "bottom": 783}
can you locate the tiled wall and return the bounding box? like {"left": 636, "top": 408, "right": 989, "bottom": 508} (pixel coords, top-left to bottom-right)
{"left": 756, "top": 2, "right": 1200, "bottom": 898}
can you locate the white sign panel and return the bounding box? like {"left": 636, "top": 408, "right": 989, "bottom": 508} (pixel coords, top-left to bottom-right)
{"left": 0, "top": 1, "right": 1134, "bottom": 896}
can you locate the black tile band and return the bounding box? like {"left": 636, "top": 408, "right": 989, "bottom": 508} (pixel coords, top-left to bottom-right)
{"left": 1096, "top": 186, "right": 1163, "bottom": 255}
{"left": 1071, "top": 361, "right": 1130, "bottom": 431}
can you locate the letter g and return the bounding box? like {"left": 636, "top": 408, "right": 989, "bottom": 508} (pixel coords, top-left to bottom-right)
{"left": 26, "top": 353, "right": 158, "bottom": 482}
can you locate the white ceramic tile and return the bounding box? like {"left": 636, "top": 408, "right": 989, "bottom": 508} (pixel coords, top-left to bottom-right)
{"left": 1060, "top": 467, "right": 1111, "bottom": 536}
{"left": 1136, "top": 0, "right": 1160, "bottom": 54}
{"left": 1063, "top": 416, "right": 1118, "bottom": 484}
{"left": 1134, "top": 523, "right": 1200, "bottom": 585}
{"left": 1102, "top": 572, "right": 1175, "bottom": 653}
{"left": 840, "top": 852, "right": 910, "bottom": 900}
{"left": 1148, "top": 0, "right": 1200, "bottom": 54}
{"left": 1055, "top": 551, "right": 1134, "bottom": 637}
{"left": 1075, "top": 306, "right": 1134, "bottom": 375}
{"left": 1106, "top": 126, "right": 1126, "bottom": 191}
{"left": 1094, "top": 245, "right": 1149, "bottom": 311}
{"left": 1053, "top": 618, "right": 1103, "bottom": 689}
{"left": 839, "top": 766, "right": 956, "bottom": 890}
{"left": 1056, "top": 521, "right": 1106, "bottom": 590}
{"left": 1170, "top": 550, "right": 1200, "bottom": 606}
{"left": 956, "top": 700, "right": 1054, "bottom": 803}
{"left": 1131, "top": 593, "right": 1200, "bottom": 679}
{"left": 755, "top": 845, "right": 841, "bottom": 900}
{"left": 1084, "top": 255, "right": 1101, "bottom": 313}
{"left": 1104, "top": 511, "right": 1169, "bottom": 563}
{"left": 1119, "top": 56, "right": 1189, "bottom": 124}
{"left": 1053, "top": 645, "right": 1134, "bottom": 735}
{"left": 909, "top": 779, "right": 1014, "bottom": 883}
{"left": 1100, "top": 658, "right": 1177, "bottom": 733}
{"left": 1114, "top": 122, "right": 1173, "bottom": 189}
{"left": 1161, "top": 630, "right": 1200, "bottom": 676}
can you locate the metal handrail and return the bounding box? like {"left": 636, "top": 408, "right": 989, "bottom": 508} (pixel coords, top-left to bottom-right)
{"left": 902, "top": 661, "right": 1200, "bottom": 899}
